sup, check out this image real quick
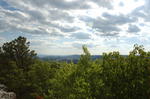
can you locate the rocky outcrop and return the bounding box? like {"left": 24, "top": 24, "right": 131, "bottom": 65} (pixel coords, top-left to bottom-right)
{"left": 0, "top": 84, "right": 16, "bottom": 99}
{"left": 0, "top": 90, "right": 16, "bottom": 99}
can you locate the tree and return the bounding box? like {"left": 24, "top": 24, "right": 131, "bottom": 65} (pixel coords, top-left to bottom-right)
{"left": 0, "top": 36, "right": 37, "bottom": 99}
{"left": 1, "top": 36, "right": 150, "bottom": 99}
{"left": 0, "top": 36, "right": 37, "bottom": 70}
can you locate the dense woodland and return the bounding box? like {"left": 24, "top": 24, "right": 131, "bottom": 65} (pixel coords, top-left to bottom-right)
{"left": 0, "top": 36, "right": 150, "bottom": 99}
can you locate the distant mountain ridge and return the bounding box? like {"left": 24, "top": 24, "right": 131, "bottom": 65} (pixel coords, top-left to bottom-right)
{"left": 38, "top": 55, "right": 102, "bottom": 63}
{"left": 38, "top": 55, "right": 128, "bottom": 63}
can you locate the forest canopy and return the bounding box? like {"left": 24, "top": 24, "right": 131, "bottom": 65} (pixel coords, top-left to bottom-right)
{"left": 0, "top": 36, "right": 150, "bottom": 99}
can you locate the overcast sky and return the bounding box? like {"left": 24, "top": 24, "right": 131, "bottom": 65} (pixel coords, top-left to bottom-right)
{"left": 0, "top": 0, "right": 150, "bottom": 55}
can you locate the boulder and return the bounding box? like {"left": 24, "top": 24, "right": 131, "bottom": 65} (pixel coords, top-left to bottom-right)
{"left": 0, "top": 84, "right": 16, "bottom": 99}
{"left": 0, "top": 90, "right": 16, "bottom": 99}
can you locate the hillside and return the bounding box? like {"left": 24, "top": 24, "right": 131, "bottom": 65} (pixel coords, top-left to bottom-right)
{"left": 39, "top": 55, "right": 102, "bottom": 63}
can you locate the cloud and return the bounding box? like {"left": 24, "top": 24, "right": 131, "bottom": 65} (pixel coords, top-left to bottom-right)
{"left": 71, "top": 32, "right": 91, "bottom": 39}
{"left": 131, "top": 6, "right": 145, "bottom": 17}
{"left": 130, "top": 0, "right": 150, "bottom": 22}
{"left": 102, "top": 12, "right": 137, "bottom": 25}
{"left": 5, "top": 0, "right": 113, "bottom": 10}
{"left": 26, "top": 0, "right": 91, "bottom": 9}
{"left": 92, "top": 18, "right": 121, "bottom": 33}
{"left": 79, "top": 10, "right": 142, "bottom": 38}
{"left": 72, "top": 42, "right": 94, "bottom": 49}
{"left": 99, "top": 32, "right": 119, "bottom": 37}
{"left": 1, "top": 0, "right": 150, "bottom": 55}
{"left": 127, "top": 24, "right": 141, "bottom": 33}
{"left": 0, "top": 7, "right": 77, "bottom": 36}
{"left": 50, "top": 30, "right": 65, "bottom": 37}
{"left": 0, "top": 19, "right": 9, "bottom": 32}
{"left": 89, "top": 0, "right": 113, "bottom": 9}
{"left": 80, "top": 11, "right": 138, "bottom": 37}
{"left": 80, "top": 16, "right": 121, "bottom": 36}
{"left": 0, "top": 0, "right": 113, "bottom": 38}
{"left": 145, "top": 0, "right": 150, "bottom": 12}
{"left": 119, "top": 2, "right": 124, "bottom": 7}
{"left": 50, "top": 23, "right": 79, "bottom": 33}
{"left": 0, "top": 37, "right": 6, "bottom": 46}
{"left": 48, "top": 9, "right": 74, "bottom": 22}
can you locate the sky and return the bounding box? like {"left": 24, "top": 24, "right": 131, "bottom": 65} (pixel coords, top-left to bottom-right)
{"left": 0, "top": 0, "right": 150, "bottom": 55}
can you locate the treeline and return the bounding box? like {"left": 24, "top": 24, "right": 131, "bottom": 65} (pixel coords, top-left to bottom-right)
{"left": 0, "top": 36, "right": 150, "bottom": 99}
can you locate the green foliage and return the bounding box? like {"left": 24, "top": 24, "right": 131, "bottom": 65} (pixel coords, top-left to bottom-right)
{"left": 0, "top": 36, "right": 37, "bottom": 70}
{"left": 0, "top": 36, "right": 37, "bottom": 99}
{"left": 0, "top": 37, "right": 150, "bottom": 99}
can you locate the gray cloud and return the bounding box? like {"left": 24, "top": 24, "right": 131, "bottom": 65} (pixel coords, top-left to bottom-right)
{"left": 144, "top": 8, "right": 150, "bottom": 21}
{"left": 90, "top": 0, "right": 113, "bottom": 9}
{"left": 0, "top": 7, "right": 77, "bottom": 36}
{"left": 145, "top": 0, "right": 150, "bottom": 12}
{"left": 5, "top": 0, "right": 112, "bottom": 10}
{"left": 27, "top": 0, "right": 91, "bottom": 9}
{"left": 50, "top": 32, "right": 64, "bottom": 37}
{"left": 28, "top": 10, "right": 46, "bottom": 22}
{"left": 80, "top": 16, "right": 121, "bottom": 34}
{"left": 71, "top": 32, "right": 91, "bottom": 39}
{"left": 48, "top": 9, "right": 74, "bottom": 22}
{"left": 119, "top": 2, "right": 124, "bottom": 7}
{"left": 0, "top": 8, "right": 28, "bottom": 21}
{"left": 127, "top": 24, "right": 141, "bottom": 33}
{"left": 0, "top": 0, "right": 113, "bottom": 39}
{"left": 72, "top": 43, "right": 83, "bottom": 49}
{"left": 0, "top": 14, "right": 50, "bottom": 35}
{"left": 72, "top": 42, "right": 94, "bottom": 49}
{"left": 26, "top": 9, "right": 74, "bottom": 24}
{"left": 59, "top": 26, "right": 79, "bottom": 33}
{"left": 0, "top": 0, "right": 148, "bottom": 43}
{"left": 91, "top": 17, "right": 121, "bottom": 36}
{"left": 0, "top": 37, "right": 6, "bottom": 46}
{"left": 0, "top": 19, "right": 10, "bottom": 32}
{"left": 131, "top": 6, "right": 146, "bottom": 18}
{"left": 49, "top": 23, "right": 79, "bottom": 33}
{"left": 102, "top": 13, "right": 137, "bottom": 25}
{"left": 80, "top": 12, "right": 138, "bottom": 37}
{"left": 1, "top": 0, "right": 150, "bottom": 55}
{"left": 99, "top": 32, "right": 119, "bottom": 37}
{"left": 93, "top": 19, "right": 121, "bottom": 33}
{"left": 130, "top": 0, "right": 150, "bottom": 22}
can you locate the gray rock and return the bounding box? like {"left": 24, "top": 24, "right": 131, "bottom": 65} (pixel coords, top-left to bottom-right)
{"left": 0, "top": 84, "right": 16, "bottom": 99}
{"left": 0, "top": 90, "right": 16, "bottom": 99}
